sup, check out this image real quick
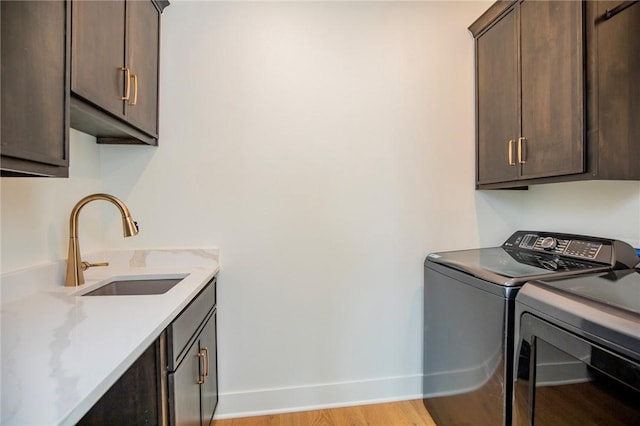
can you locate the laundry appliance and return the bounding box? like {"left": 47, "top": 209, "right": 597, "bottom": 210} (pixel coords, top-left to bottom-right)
{"left": 422, "top": 231, "right": 638, "bottom": 426}
{"left": 514, "top": 266, "right": 640, "bottom": 425}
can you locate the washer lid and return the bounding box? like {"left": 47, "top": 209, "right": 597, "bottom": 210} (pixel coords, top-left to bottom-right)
{"left": 427, "top": 246, "right": 607, "bottom": 287}
{"left": 426, "top": 230, "right": 638, "bottom": 287}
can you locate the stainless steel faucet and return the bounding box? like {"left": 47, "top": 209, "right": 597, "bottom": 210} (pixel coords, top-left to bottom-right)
{"left": 65, "top": 193, "right": 139, "bottom": 287}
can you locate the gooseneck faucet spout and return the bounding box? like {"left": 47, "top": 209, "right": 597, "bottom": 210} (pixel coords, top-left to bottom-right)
{"left": 65, "top": 193, "right": 139, "bottom": 287}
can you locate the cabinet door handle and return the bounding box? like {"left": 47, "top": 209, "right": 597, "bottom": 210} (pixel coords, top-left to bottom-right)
{"left": 130, "top": 73, "right": 138, "bottom": 106}
{"left": 508, "top": 139, "right": 516, "bottom": 166}
{"left": 602, "top": 1, "right": 636, "bottom": 21}
{"left": 202, "top": 346, "right": 210, "bottom": 377}
{"left": 518, "top": 137, "right": 526, "bottom": 164}
{"left": 196, "top": 352, "right": 205, "bottom": 384}
{"left": 119, "top": 67, "right": 131, "bottom": 101}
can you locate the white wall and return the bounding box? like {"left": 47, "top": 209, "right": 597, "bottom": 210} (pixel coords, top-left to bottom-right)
{"left": 1, "top": 130, "right": 106, "bottom": 274}
{"left": 1, "top": 0, "right": 639, "bottom": 419}
{"left": 99, "top": 1, "right": 500, "bottom": 416}
{"left": 520, "top": 180, "right": 640, "bottom": 247}
{"left": 474, "top": 180, "right": 640, "bottom": 249}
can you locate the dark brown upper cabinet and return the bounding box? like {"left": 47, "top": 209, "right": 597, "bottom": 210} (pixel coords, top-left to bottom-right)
{"left": 474, "top": 5, "right": 520, "bottom": 185}
{"left": 470, "top": 1, "right": 640, "bottom": 189}
{"left": 1, "top": 1, "right": 70, "bottom": 177}
{"left": 70, "top": 0, "right": 168, "bottom": 145}
{"left": 590, "top": 1, "right": 640, "bottom": 181}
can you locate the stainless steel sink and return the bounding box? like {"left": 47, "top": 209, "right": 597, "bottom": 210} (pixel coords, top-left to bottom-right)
{"left": 81, "top": 277, "right": 185, "bottom": 296}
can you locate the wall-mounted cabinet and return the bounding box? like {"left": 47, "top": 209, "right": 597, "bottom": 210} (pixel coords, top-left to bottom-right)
{"left": 589, "top": 1, "right": 640, "bottom": 180}
{"left": 0, "top": 0, "right": 168, "bottom": 177}
{"left": 0, "top": 0, "right": 70, "bottom": 177}
{"left": 71, "top": 0, "right": 168, "bottom": 145}
{"left": 470, "top": 0, "right": 640, "bottom": 189}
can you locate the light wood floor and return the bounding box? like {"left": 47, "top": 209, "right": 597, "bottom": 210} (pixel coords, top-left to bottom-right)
{"left": 212, "top": 400, "right": 437, "bottom": 426}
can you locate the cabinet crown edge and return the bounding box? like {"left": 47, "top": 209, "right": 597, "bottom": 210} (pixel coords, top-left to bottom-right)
{"left": 469, "top": 0, "right": 515, "bottom": 37}
{"left": 152, "top": 0, "right": 170, "bottom": 13}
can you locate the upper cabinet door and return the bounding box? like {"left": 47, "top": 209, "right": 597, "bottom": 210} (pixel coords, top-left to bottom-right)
{"left": 125, "top": 0, "right": 160, "bottom": 137}
{"left": 470, "top": 0, "right": 590, "bottom": 188}
{"left": 520, "top": 0, "right": 584, "bottom": 179}
{"left": 594, "top": 1, "right": 640, "bottom": 180}
{"left": 71, "top": 0, "right": 126, "bottom": 119}
{"left": 70, "top": 0, "right": 163, "bottom": 144}
{"left": 1, "top": 0, "right": 70, "bottom": 177}
{"left": 476, "top": 6, "right": 520, "bottom": 185}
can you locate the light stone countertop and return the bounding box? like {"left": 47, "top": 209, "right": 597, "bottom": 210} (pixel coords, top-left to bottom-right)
{"left": 1, "top": 249, "right": 219, "bottom": 426}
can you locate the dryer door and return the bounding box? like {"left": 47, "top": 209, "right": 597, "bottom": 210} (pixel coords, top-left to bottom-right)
{"left": 514, "top": 313, "right": 640, "bottom": 425}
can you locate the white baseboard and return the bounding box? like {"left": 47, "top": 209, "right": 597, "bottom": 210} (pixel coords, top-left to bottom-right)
{"left": 213, "top": 374, "right": 424, "bottom": 420}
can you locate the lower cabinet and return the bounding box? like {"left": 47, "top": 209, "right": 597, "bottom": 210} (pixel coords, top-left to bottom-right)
{"left": 77, "top": 339, "right": 162, "bottom": 425}
{"left": 200, "top": 314, "right": 218, "bottom": 425}
{"left": 168, "top": 310, "right": 218, "bottom": 426}
{"left": 78, "top": 278, "right": 218, "bottom": 425}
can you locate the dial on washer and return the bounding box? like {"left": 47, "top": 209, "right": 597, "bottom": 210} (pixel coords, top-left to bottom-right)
{"left": 540, "top": 237, "right": 558, "bottom": 250}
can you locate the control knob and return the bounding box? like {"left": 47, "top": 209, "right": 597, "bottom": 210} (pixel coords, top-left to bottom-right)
{"left": 540, "top": 237, "right": 558, "bottom": 250}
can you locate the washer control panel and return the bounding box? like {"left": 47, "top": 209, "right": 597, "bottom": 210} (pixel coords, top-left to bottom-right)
{"left": 502, "top": 231, "right": 638, "bottom": 270}
{"left": 505, "top": 232, "right": 603, "bottom": 261}
{"left": 564, "top": 240, "right": 603, "bottom": 259}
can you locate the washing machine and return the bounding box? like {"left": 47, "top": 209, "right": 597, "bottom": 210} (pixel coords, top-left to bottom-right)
{"left": 423, "top": 231, "right": 638, "bottom": 426}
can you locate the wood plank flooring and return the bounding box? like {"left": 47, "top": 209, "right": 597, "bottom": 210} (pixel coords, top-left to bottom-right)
{"left": 212, "top": 400, "right": 437, "bottom": 426}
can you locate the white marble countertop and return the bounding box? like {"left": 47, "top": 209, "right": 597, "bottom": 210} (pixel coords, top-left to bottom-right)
{"left": 1, "top": 249, "right": 219, "bottom": 426}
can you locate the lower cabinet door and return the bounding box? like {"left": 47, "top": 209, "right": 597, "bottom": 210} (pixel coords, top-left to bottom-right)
{"left": 77, "top": 339, "right": 161, "bottom": 425}
{"left": 169, "top": 338, "right": 202, "bottom": 426}
{"left": 169, "top": 310, "right": 218, "bottom": 426}
{"left": 200, "top": 311, "right": 218, "bottom": 425}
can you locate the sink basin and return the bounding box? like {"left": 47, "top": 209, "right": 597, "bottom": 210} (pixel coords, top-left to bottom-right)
{"left": 81, "top": 277, "right": 186, "bottom": 296}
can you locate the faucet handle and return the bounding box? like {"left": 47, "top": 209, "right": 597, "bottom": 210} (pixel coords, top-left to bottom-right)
{"left": 81, "top": 261, "right": 110, "bottom": 271}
